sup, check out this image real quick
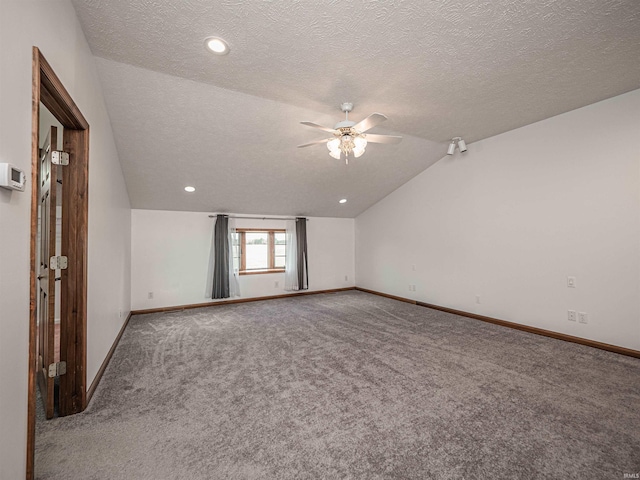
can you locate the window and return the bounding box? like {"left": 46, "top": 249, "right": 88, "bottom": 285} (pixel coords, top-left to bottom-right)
{"left": 237, "top": 229, "right": 286, "bottom": 274}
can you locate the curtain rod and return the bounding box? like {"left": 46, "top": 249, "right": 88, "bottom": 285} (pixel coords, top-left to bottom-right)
{"left": 208, "top": 215, "right": 309, "bottom": 221}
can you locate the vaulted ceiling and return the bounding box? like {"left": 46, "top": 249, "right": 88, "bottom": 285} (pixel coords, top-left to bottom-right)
{"left": 72, "top": 0, "right": 640, "bottom": 217}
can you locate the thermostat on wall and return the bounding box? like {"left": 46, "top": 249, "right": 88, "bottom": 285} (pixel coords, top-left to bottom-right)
{"left": 0, "top": 163, "right": 26, "bottom": 191}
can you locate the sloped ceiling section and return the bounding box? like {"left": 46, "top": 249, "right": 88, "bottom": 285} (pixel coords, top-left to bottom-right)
{"left": 74, "top": 0, "right": 640, "bottom": 217}
{"left": 96, "top": 58, "right": 442, "bottom": 217}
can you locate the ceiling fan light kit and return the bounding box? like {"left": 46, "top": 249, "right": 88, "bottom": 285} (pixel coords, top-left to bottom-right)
{"left": 298, "top": 102, "right": 402, "bottom": 164}
{"left": 447, "top": 137, "right": 467, "bottom": 155}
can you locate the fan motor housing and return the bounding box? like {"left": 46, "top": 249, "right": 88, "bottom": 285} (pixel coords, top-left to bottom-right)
{"left": 334, "top": 121, "right": 356, "bottom": 130}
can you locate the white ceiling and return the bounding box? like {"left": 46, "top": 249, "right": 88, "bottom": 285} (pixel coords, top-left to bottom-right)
{"left": 72, "top": 0, "right": 640, "bottom": 217}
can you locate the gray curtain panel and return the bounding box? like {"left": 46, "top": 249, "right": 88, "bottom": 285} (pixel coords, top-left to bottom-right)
{"left": 296, "top": 217, "right": 309, "bottom": 290}
{"left": 212, "top": 214, "right": 230, "bottom": 299}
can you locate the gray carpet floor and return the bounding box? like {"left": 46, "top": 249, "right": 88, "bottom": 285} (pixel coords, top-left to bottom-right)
{"left": 35, "top": 291, "right": 640, "bottom": 479}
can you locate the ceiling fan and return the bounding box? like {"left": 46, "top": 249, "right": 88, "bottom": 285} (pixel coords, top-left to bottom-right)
{"left": 297, "top": 102, "right": 402, "bottom": 164}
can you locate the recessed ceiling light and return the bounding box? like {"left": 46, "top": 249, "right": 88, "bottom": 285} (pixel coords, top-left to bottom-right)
{"left": 185, "top": 186, "right": 196, "bottom": 192}
{"left": 339, "top": 199, "right": 347, "bottom": 204}
{"left": 205, "top": 37, "right": 229, "bottom": 55}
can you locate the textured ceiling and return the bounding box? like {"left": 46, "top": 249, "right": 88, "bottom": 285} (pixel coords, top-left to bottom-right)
{"left": 72, "top": 0, "right": 640, "bottom": 217}
{"left": 95, "top": 58, "right": 441, "bottom": 217}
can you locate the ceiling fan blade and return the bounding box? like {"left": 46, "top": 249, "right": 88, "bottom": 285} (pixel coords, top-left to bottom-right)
{"left": 352, "top": 113, "right": 387, "bottom": 133}
{"left": 364, "top": 134, "right": 403, "bottom": 144}
{"left": 300, "top": 121, "right": 337, "bottom": 134}
{"left": 297, "top": 138, "right": 331, "bottom": 148}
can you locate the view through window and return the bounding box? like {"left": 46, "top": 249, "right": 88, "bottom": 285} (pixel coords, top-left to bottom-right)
{"left": 238, "top": 229, "right": 286, "bottom": 274}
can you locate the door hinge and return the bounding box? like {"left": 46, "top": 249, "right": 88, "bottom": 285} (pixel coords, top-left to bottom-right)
{"left": 51, "top": 150, "right": 70, "bottom": 165}
{"left": 50, "top": 256, "right": 68, "bottom": 270}
{"left": 48, "top": 361, "right": 67, "bottom": 378}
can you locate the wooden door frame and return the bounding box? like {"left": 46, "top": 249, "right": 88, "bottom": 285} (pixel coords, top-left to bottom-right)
{"left": 27, "top": 47, "right": 89, "bottom": 480}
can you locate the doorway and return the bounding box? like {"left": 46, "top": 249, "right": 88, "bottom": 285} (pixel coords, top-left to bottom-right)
{"left": 27, "top": 47, "right": 90, "bottom": 480}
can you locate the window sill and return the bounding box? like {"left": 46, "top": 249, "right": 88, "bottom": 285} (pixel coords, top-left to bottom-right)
{"left": 239, "top": 269, "right": 285, "bottom": 276}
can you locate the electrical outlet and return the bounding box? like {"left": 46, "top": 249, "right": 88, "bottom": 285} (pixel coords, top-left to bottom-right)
{"left": 119, "top": 310, "right": 122, "bottom": 318}
{"left": 579, "top": 312, "right": 588, "bottom": 324}
{"left": 567, "top": 276, "right": 576, "bottom": 288}
{"left": 476, "top": 295, "right": 481, "bottom": 304}
{"left": 274, "top": 281, "right": 279, "bottom": 288}
{"left": 344, "top": 275, "right": 348, "bottom": 281}
{"left": 148, "top": 292, "right": 154, "bottom": 299}
{"left": 568, "top": 310, "right": 576, "bottom": 322}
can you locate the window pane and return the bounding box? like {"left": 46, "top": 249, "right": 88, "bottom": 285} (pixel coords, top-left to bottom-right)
{"left": 231, "top": 232, "right": 240, "bottom": 271}
{"left": 246, "top": 245, "right": 268, "bottom": 269}
{"left": 246, "top": 232, "right": 268, "bottom": 245}
{"left": 232, "top": 245, "right": 240, "bottom": 271}
{"left": 245, "top": 232, "right": 268, "bottom": 269}
{"left": 275, "top": 232, "right": 285, "bottom": 268}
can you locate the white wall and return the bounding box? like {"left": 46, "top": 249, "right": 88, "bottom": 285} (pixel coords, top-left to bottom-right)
{"left": 0, "top": 1, "right": 131, "bottom": 478}
{"left": 131, "top": 210, "right": 355, "bottom": 310}
{"left": 356, "top": 89, "right": 640, "bottom": 351}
